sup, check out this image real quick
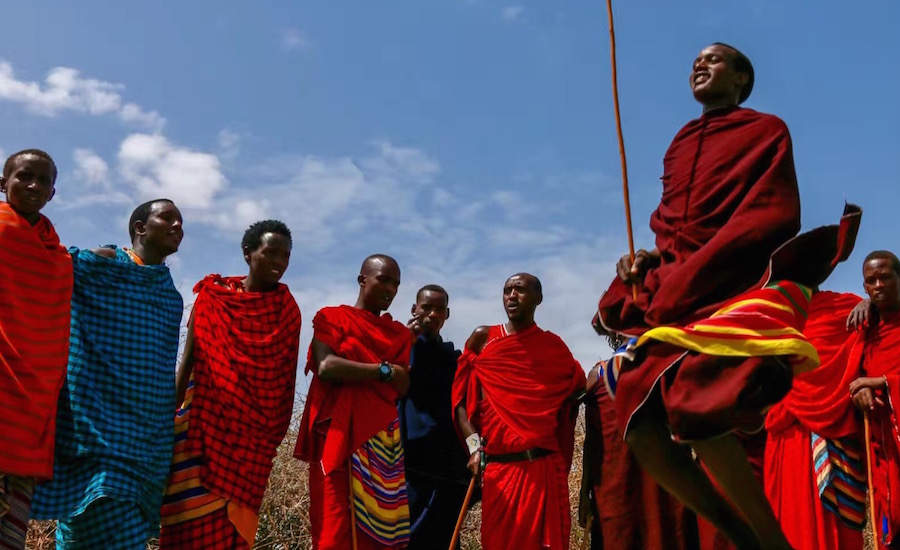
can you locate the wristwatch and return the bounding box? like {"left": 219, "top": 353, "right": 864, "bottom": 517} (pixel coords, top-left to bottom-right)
{"left": 377, "top": 361, "right": 394, "bottom": 382}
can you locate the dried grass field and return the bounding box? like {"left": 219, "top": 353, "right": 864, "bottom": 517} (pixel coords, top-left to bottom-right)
{"left": 25, "top": 410, "right": 874, "bottom": 549}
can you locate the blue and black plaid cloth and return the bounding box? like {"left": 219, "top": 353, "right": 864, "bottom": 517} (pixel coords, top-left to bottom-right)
{"left": 31, "top": 246, "right": 183, "bottom": 544}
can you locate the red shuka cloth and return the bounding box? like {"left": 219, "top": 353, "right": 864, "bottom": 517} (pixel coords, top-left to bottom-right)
{"left": 295, "top": 305, "right": 413, "bottom": 472}
{"left": 183, "top": 275, "right": 301, "bottom": 510}
{"left": 295, "top": 306, "right": 412, "bottom": 550}
{"left": 0, "top": 202, "right": 73, "bottom": 479}
{"left": 452, "top": 324, "right": 585, "bottom": 550}
{"left": 584, "top": 377, "right": 698, "bottom": 549}
{"left": 764, "top": 291, "right": 863, "bottom": 550}
{"left": 597, "top": 107, "right": 800, "bottom": 334}
{"left": 595, "top": 108, "right": 802, "bottom": 437}
{"left": 851, "top": 311, "right": 900, "bottom": 548}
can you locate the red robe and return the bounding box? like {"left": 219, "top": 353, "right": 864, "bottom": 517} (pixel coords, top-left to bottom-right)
{"left": 0, "top": 202, "right": 73, "bottom": 479}
{"left": 184, "top": 275, "right": 302, "bottom": 511}
{"left": 764, "top": 291, "right": 863, "bottom": 550}
{"left": 593, "top": 106, "right": 861, "bottom": 442}
{"left": 584, "top": 376, "right": 698, "bottom": 549}
{"left": 452, "top": 324, "right": 585, "bottom": 550}
{"left": 851, "top": 310, "right": 900, "bottom": 548}
{"left": 295, "top": 306, "right": 413, "bottom": 550}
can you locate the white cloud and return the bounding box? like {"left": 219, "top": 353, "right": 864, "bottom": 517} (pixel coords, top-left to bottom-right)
{"left": 501, "top": 6, "right": 524, "bottom": 21}
{"left": 117, "top": 133, "right": 227, "bottom": 209}
{"left": 72, "top": 148, "right": 109, "bottom": 188}
{"left": 0, "top": 61, "right": 164, "bottom": 131}
{"left": 216, "top": 129, "right": 241, "bottom": 163}
{"left": 281, "top": 28, "right": 311, "bottom": 52}
{"left": 118, "top": 103, "right": 165, "bottom": 131}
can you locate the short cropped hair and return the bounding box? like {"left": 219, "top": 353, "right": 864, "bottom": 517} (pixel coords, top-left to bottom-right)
{"left": 417, "top": 284, "right": 449, "bottom": 304}
{"left": 242, "top": 219, "right": 292, "bottom": 252}
{"left": 713, "top": 42, "right": 755, "bottom": 104}
{"left": 864, "top": 250, "right": 900, "bottom": 276}
{"left": 128, "top": 199, "right": 174, "bottom": 241}
{"left": 3, "top": 149, "right": 58, "bottom": 180}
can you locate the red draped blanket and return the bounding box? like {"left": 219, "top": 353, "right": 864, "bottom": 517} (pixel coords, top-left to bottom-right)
{"left": 184, "top": 275, "right": 301, "bottom": 510}
{"left": 764, "top": 291, "right": 863, "bottom": 550}
{"left": 295, "top": 306, "right": 412, "bottom": 550}
{"left": 0, "top": 202, "right": 73, "bottom": 479}
{"left": 452, "top": 324, "right": 585, "bottom": 549}
{"left": 295, "top": 305, "right": 413, "bottom": 472}
{"left": 597, "top": 107, "right": 801, "bottom": 334}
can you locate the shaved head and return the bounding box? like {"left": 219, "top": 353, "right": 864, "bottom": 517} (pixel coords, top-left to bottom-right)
{"left": 360, "top": 253, "right": 399, "bottom": 275}
{"left": 506, "top": 272, "right": 542, "bottom": 296}
{"left": 356, "top": 254, "right": 402, "bottom": 314}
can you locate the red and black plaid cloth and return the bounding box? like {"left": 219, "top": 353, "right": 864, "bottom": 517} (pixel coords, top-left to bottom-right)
{"left": 184, "top": 275, "right": 302, "bottom": 510}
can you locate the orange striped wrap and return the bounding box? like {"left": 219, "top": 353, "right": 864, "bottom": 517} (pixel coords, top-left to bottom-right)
{"left": 0, "top": 202, "right": 73, "bottom": 479}
{"left": 636, "top": 280, "right": 819, "bottom": 375}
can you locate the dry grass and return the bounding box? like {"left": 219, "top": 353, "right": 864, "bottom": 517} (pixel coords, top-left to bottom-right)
{"left": 24, "top": 412, "right": 873, "bottom": 549}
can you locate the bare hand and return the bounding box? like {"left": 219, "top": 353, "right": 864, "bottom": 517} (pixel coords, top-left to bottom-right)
{"left": 846, "top": 299, "right": 873, "bottom": 331}
{"left": 407, "top": 315, "right": 423, "bottom": 336}
{"left": 615, "top": 249, "right": 659, "bottom": 284}
{"left": 391, "top": 364, "right": 410, "bottom": 396}
{"left": 466, "top": 451, "right": 482, "bottom": 479}
{"left": 850, "top": 376, "right": 886, "bottom": 410}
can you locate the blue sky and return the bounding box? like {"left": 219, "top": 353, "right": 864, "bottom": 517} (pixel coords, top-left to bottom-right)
{"left": 2, "top": 1, "right": 898, "bottom": 383}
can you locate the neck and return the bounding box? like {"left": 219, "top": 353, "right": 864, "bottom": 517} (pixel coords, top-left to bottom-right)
{"left": 354, "top": 295, "right": 382, "bottom": 316}
{"left": 130, "top": 241, "right": 165, "bottom": 265}
{"left": 877, "top": 302, "right": 900, "bottom": 316}
{"left": 10, "top": 205, "right": 40, "bottom": 226}
{"left": 701, "top": 100, "right": 738, "bottom": 114}
{"left": 242, "top": 273, "right": 277, "bottom": 293}
{"left": 506, "top": 318, "right": 535, "bottom": 334}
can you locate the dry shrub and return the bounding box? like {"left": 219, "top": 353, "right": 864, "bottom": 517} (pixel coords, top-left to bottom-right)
{"left": 25, "top": 409, "right": 875, "bottom": 549}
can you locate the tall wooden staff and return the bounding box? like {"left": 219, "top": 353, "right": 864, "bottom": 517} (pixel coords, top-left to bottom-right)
{"left": 604, "top": 0, "right": 638, "bottom": 300}
{"left": 864, "top": 413, "right": 878, "bottom": 537}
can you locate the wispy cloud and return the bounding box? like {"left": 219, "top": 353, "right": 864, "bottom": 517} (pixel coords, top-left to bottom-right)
{"left": 501, "top": 6, "right": 524, "bottom": 21}
{"left": 117, "top": 133, "right": 227, "bottom": 209}
{"left": 281, "top": 28, "right": 311, "bottom": 53}
{"left": 0, "top": 61, "right": 164, "bottom": 131}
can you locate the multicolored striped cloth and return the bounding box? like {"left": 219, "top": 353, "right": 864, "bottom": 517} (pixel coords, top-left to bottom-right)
{"left": 31, "top": 246, "right": 183, "bottom": 541}
{"left": 350, "top": 418, "right": 411, "bottom": 547}
{"left": 159, "top": 375, "right": 253, "bottom": 549}
{"left": 635, "top": 280, "right": 819, "bottom": 376}
{"left": 0, "top": 474, "right": 34, "bottom": 550}
{"left": 811, "top": 433, "right": 867, "bottom": 529}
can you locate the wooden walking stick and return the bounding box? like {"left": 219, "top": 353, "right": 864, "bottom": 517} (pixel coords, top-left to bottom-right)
{"left": 604, "top": 0, "right": 638, "bottom": 300}
{"left": 864, "top": 412, "right": 879, "bottom": 537}
{"left": 349, "top": 459, "right": 359, "bottom": 550}
{"left": 580, "top": 515, "right": 594, "bottom": 550}
{"left": 448, "top": 476, "right": 477, "bottom": 550}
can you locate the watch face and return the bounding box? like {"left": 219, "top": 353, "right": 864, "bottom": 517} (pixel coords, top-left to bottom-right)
{"left": 378, "top": 363, "right": 392, "bottom": 380}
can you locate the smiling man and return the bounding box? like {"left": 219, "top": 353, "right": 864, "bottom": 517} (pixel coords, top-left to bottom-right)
{"left": 453, "top": 273, "right": 585, "bottom": 549}
{"left": 31, "top": 199, "right": 185, "bottom": 550}
{"left": 295, "top": 254, "right": 414, "bottom": 550}
{"left": 592, "top": 42, "right": 861, "bottom": 549}
{"left": 158, "top": 220, "right": 302, "bottom": 549}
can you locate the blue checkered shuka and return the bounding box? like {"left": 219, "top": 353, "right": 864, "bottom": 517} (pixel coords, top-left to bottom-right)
{"left": 31, "top": 246, "right": 184, "bottom": 542}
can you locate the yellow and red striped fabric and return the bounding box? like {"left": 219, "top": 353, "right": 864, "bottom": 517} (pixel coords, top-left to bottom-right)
{"left": 0, "top": 202, "right": 73, "bottom": 480}
{"left": 636, "top": 280, "right": 819, "bottom": 375}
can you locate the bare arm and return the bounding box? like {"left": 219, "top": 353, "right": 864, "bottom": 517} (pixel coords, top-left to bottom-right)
{"left": 174, "top": 312, "right": 197, "bottom": 406}
{"left": 457, "top": 326, "right": 491, "bottom": 476}
{"left": 314, "top": 338, "right": 410, "bottom": 395}
{"left": 89, "top": 247, "right": 117, "bottom": 258}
